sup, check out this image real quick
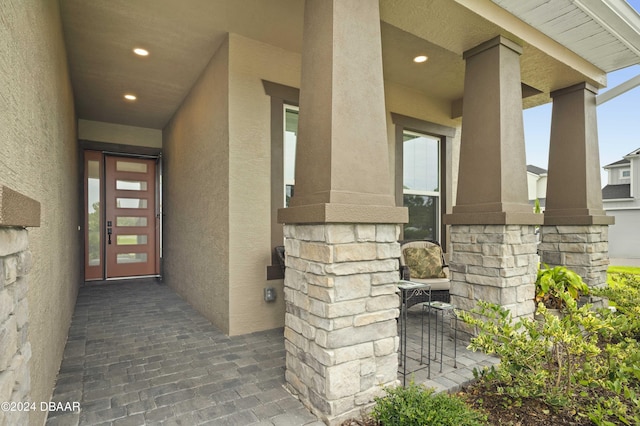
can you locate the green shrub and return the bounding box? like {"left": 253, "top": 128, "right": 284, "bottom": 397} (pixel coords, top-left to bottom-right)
{"left": 459, "top": 276, "right": 640, "bottom": 425}
{"left": 371, "top": 382, "right": 487, "bottom": 426}
{"left": 535, "top": 264, "right": 589, "bottom": 309}
{"left": 458, "top": 298, "right": 606, "bottom": 405}
{"left": 594, "top": 273, "right": 640, "bottom": 340}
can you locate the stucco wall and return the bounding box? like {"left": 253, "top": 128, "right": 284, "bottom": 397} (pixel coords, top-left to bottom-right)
{"left": 78, "top": 119, "right": 162, "bottom": 148}
{"left": 223, "top": 36, "right": 458, "bottom": 334}
{"left": 607, "top": 209, "right": 640, "bottom": 258}
{"left": 0, "top": 1, "right": 79, "bottom": 424}
{"left": 227, "top": 34, "right": 301, "bottom": 335}
{"left": 164, "top": 33, "right": 460, "bottom": 336}
{"left": 163, "top": 37, "right": 231, "bottom": 333}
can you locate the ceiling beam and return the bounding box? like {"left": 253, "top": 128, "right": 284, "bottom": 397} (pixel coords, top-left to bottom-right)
{"left": 596, "top": 73, "right": 640, "bottom": 105}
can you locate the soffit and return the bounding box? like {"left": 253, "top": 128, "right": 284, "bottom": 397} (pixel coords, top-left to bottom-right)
{"left": 59, "top": 0, "right": 304, "bottom": 129}
{"left": 380, "top": 0, "right": 609, "bottom": 107}
{"left": 492, "top": 0, "right": 640, "bottom": 72}
{"left": 60, "top": 0, "right": 618, "bottom": 130}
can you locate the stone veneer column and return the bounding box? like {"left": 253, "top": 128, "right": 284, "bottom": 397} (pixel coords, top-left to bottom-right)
{"left": 541, "top": 83, "right": 613, "bottom": 289}
{"left": 277, "top": 1, "right": 407, "bottom": 423}
{"left": 445, "top": 37, "right": 542, "bottom": 325}
{"left": 0, "top": 186, "right": 39, "bottom": 426}
{"left": 538, "top": 226, "right": 609, "bottom": 289}
{"left": 283, "top": 224, "right": 400, "bottom": 423}
{"left": 450, "top": 225, "right": 538, "bottom": 320}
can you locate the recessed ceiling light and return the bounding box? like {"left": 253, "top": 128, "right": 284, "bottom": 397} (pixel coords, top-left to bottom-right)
{"left": 133, "top": 48, "right": 149, "bottom": 56}
{"left": 413, "top": 55, "right": 428, "bottom": 63}
{"left": 124, "top": 94, "right": 137, "bottom": 101}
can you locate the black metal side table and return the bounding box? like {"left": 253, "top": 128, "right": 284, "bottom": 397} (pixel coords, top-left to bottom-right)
{"left": 397, "top": 280, "right": 431, "bottom": 386}
{"left": 422, "top": 301, "right": 458, "bottom": 378}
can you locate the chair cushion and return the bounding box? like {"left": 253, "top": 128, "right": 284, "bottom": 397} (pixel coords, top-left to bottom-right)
{"left": 402, "top": 246, "right": 446, "bottom": 279}
{"left": 407, "top": 277, "right": 450, "bottom": 291}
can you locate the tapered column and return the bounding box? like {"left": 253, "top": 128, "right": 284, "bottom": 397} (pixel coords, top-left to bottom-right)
{"left": 277, "top": 1, "right": 406, "bottom": 424}
{"left": 445, "top": 37, "right": 541, "bottom": 326}
{"left": 277, "top": 0, "right": 406, "bottom": 225}
{"left": 544, "top": 83, "right": 613, "bottom": 225}
{"left": 445, "top": 36, "right": 541, "bottom": 226}
{"left": 540, "top": 83, "right": 613, "bottom": 289}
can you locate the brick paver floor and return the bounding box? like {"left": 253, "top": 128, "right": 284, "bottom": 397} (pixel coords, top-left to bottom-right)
{"left": 46, "top": 280, "right": 498, "bottom": 425}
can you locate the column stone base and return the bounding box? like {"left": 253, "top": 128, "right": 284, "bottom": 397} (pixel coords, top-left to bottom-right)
{"left": 0, "top": 228, "right": 32, "bottom": 426}
{"left": 283, "top": 223, "right": 401, "bottom": 425}
{"left": 538, "top": 225, "right": 609, "bottom": 289}
{"left": 449, "top": 225, "right": 538, "bottom": 338}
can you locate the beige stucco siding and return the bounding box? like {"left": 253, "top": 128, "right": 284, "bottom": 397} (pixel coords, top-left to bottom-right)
{"left": 163, "top": 32, "right": 460, "bottom": 336}
{"left": 0, "top": 1, "right": 79, "bottom": 424}
{"left": 227, "top": 34, "right": 300, "bottom": 335}
{"left": 78, "top": 119, "right": 162, "bottom": 148}
{"left": 163, "top": 38, "right": 231, "bottom": 333}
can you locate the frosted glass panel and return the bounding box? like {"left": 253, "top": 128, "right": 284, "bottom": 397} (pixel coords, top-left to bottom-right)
{"left": 116, "top": 180, "right": 148, "bottom": 191}
{"left": 117, "top": 253, "right": 148, "bottom": 264}
{"left": 116, "top": 161, "right": 147, "bottom": 173}
{"left": 116, "top": 216, "right": 147, "bottom": 227}
{"left": 117, "top": 235, "right": 148, "bottom": 245}
{"left": 117, "top": 198, "right": 148, "bottom": 208}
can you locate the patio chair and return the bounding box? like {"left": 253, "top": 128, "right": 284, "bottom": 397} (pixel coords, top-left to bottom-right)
{"left": 399, "top": 239, "right": 450, "bottom": 307}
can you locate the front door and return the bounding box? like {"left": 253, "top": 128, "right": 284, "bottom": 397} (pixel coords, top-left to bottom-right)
{"left": 84, "top": 151, "right": 160, "bottom": 280}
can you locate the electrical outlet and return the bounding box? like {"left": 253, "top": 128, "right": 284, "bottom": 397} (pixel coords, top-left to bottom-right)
{"left": 264, "top": 287, "right": 276, "bottom": 302}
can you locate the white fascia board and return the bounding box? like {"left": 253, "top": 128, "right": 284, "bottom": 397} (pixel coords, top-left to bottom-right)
{"left": 624, "top": 148, "right": 640, "bottom": 158}
{"left": 576, "top": 0, "right": 640, "bottom": 61}
{"left": 603, "top": 198, "right": 635, "bottom": 203}
{"left": 604, "top": 162, "right": 631, "bottom": 169}
{"left": 604, "top": 205, "right": 640, "bottom": 211}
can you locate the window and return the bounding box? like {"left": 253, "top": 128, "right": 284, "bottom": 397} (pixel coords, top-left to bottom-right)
{"left": 621, "top": 169, "right": 631, "bottom": 179}
{"left": 391, "top": 113, "right": 454, "bottom": 247}
{"left": 403, "top": 131, "right": 440, "bottom": 241}
{"left": 263, "top": 80, "right": 300, "bottom": 280}
{"left": 284, "top": 106, "right": 298, "bottom": 207}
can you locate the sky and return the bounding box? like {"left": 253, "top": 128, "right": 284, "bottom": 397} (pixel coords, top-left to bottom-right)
{"left": 523, "top": 0, "right": 640, "bottom": 186}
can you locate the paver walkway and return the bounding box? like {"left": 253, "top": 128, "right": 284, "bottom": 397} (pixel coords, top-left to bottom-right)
{"left": 46, "top": 281, "right": 498, "bottom": 425}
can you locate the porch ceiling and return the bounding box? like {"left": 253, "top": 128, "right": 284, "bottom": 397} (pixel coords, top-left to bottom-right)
{"left": 492, "top": 0, "right": 640, "bottom": 73}
{"left": 59, "top": 0, "right": 305, "bottom": 129}
{"left": 59, "top": 0, "right": 634, "bottom": 131}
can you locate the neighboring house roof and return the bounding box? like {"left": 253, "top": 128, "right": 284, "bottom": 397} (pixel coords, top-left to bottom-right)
{"left": 602, "top": 184, "right": 631, "bottom": 199}
{"left": 526, "top": 165, "right": 547, "bottom": 175}
{"left": 492, "top": 0, "right": 640, "bottom": 72}
{"left": 604, "top": 158, "right": 631, "bottom": 168}
{"left": 626, "top": 147, "right": 640, "bottom": 156}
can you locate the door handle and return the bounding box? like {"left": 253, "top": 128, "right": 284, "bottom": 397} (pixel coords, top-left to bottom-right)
{"left": 107, "top": 221, "right": 112, "bottom": 245}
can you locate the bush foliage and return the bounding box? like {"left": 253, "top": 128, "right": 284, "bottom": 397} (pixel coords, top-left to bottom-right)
{"left": 370, "top": 382, "right": 487, "bottom": 426}
{"left": 458, "top": 270, "right": 640, "bottom": 425}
